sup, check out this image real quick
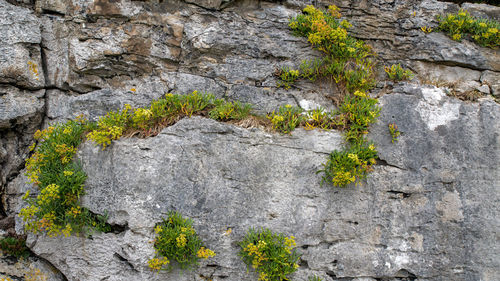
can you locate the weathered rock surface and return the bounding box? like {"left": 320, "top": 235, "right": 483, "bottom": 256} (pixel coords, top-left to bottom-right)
{"left": 1, "top": 0, "right": 500, "bottom": 280}
{"left": 20, "top": 85, "right": 500, "bottom": 281}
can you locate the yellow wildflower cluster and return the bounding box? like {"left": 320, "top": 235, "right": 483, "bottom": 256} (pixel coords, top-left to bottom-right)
{"left": 148, "top": 257, "right": 169, "bottom": 271}
{"left": 243, "top": 240, "right": 269, "bottom": 269}
{"left": 196, "top": 247, "right": 216, "bottom": 259}
{"left": 37, "top": 184, "right": 60, "bottom": 206}
{"left": 332, "top": 170, "right": 356, "bottom": 186}
{"left": 436, "top": 9, "right": 499, "bottom": 48}
{"left": 55, "top": 144, "right": 77, "bottom": 164}
{"left": 284, "top": 236, "right": 296, "bottom": 253}
{"left": 176, "top": 234, "right": 187, "bottom": 248}
{"left": 66, "top": 206, "right": 81, "bottom": 218}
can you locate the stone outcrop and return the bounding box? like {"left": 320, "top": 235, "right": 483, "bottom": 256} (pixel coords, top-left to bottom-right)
{"left": 1, "top": 0, "right": 499, "bottom": 280}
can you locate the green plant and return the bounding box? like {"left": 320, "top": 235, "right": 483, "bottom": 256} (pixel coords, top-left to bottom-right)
{"left": 339, "top": 91, "right": 380, "bottom": 145}
{"left": 20, "top": 118, "right": 110, "bottom": 237}
{"left": 149, "top": 211, "right": 215, "bottom": 271}
{"left": 284, "top": 5, "right": 376, "bottom": 93}
{"left": 318, "top": 142, "right": 377, "bottom": 187}
{"left": 267, "top": 105, "right": 304, "bottom": 134}
{"left": 276, "top": 67, "right": 300, "bottom": 89}
{"left": 0, "top": 237, "right": 30, "bottom": 258}
{"left": 239, "top": 228, "right": 300, "bottom": 281}
{"left": 209, "top": 100, "right": 252, "bottom": 121}
{"left": 308, "top": 276, "right": 323, "bottom": 281}
{"left": 384, "top": 64, "right": 414, "bottom": 81}
{"left": 388, "top": 123, "right": 401, "bottom": 143}
{"left": 436, "top": 9, "right": 499, "bottom": 48}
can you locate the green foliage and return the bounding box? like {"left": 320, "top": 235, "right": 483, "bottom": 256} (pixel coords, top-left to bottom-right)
{"left": 0, "top": 237, "right": 30, "bottom": 258}
{"left": 436, "top": 9, "right": 499, "bottom": 48}
{"left": 276, "top": 67, "right": 300, "bottom": 89}
{"left": 239, "top": 228, "right": 300, "bottom": 281}
{"left": 384, "top": 64, "right": 414, "bottom": 81}
{"left": 388, "top": 123, "right": 401, "bottom": 143}
{"left": 149, "top": 211, "right": 215, "bottom": 271}
{"left": 209, "top": 100, "right": 253, "bottom": 121}
{"left": 283, "top": 5, "right": 376, "bottom": 93}
{"left": 308, "top": 276, "right": 323, "bottom": 281}
{"left": 303, "top": 108, "right": 345, "bottom": 131}
{"left": 339, "top": 91, "right": 381, "bottom": 145}
{"left": 318, "top": 142, "right": 377, "bottom": 187}
{"left": 20, "top": 118, "right": 109, "bottom": 237}
{"left": 267, "top": 105, "right": 304, "bottom": 134}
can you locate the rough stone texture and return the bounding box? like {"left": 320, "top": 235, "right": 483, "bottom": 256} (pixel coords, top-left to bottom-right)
{"left": 0, "top": 0, "right": 45, "bottom": 89}
{"left": 20, "top": 85, "right": 500, "bottom": 281}
{"left": 0, "top": 253, "right": 65, "bottom": 281}
{"left": 1, "top": 0, "right": 500, "bottom": 280}
{"left": 0, "top": 86, "right": 44, "bottom": 197}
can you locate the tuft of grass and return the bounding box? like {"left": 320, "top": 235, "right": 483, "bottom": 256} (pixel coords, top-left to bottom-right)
{"left": 384, "top": 64, "right": 414, "bottom": 81}
{"left": 436, "top": 9, "right": 499, "bottom": 48}
{"left": 239, "top": 228, "right": 300, "bottom": 281}
{"left": 388, "top": 123, "right": 401, "bottom": 143}
{"left": 0, "top": 236, "right": 30, "bottom": 258}
{"left": 149, "top": 211, "right": 215, "bottom": 271}
{"left": 267, "top": 105, "right": 304, "bottom": 134}
{"left": 309, "top": 276, "right": 323, "bottom": 281}
{"left": 209, "top": 100, "right": 253, "bottom": 121}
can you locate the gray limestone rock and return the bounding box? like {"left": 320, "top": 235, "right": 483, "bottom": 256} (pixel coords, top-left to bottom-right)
{"left": 16, "top": 85, "right": 500, "bottom": 281}
{"left": 0, "top": 0, "right": 45, "bottom": 89}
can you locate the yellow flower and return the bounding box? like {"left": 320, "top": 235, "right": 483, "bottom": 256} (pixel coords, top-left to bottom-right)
{"left": 176, "top": 234, "right": 187, "bottom": 248}
{"left": 154, "top": 225, "right": 163, "bottom": 234}
{"left": 62, "top": 224, "right": 72, "bottom": 237}
{"left": 369, "top": 144, "right": 375, "bottom": 151}
{"left": 479, "top": 22, "right": 487, "bottom": 28}
{"left": 63, "top": 170, "right": 74, "bottom": 176}
{"left": 340, "top": 20, "right": 352, "bottom": 29}
{"left": 197, "top": 247, "right": 216, "bottom": 259}
{"left": 452, "top": 33, "right": 461, "bottom": 41}
{"left": 487, "top": 28, "right": 498, "bottom": 34}
{"left": 148, "top": 257, "right": 169, "bottom": 271}
{"left": 130, "top": 88, "right": 136, "bottom": 92}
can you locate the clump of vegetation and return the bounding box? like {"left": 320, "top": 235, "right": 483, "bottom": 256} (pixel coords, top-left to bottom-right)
{"left": 318, "top": 143, "right": 377, "bottom": 187}
{"left": 276, "top": 67, "right": 300, "bottom": 89}
{"left": 304, "top": 108, "right": 347, "bottom": 131}
{"left": 20, "top": 118, "right": 110, "bottom": 237}
{"left": 209, "top": 100, "right": 252, "bottom": 121}
{"left": 384, "top": 64, "right": 414, "bottom": 81}
{"left": 388, "top": 123, "right": 401, "bottom": 143}
{"left": 283, "top": 5, "right": 376, "bottom": 93}
{"left": 436, "top": 9, "right": 499, "bottom": 48}
{"left": 309, "top": 276, "right": 323, "bottom": 281}
{"left": 239, "top": 228, "right": 300, "bottom": 281}
{"left": 267, "top": 105, "right": 304, "bottom": 134}
{"left": 88, "top": 91, "right": 253, "bottom": 147}
{"left": 0, "top": 236, "right": 30, "bottom": 258}
{"left": 339, "top": 91, "right": 381, "bottom": 145}
{"left": 149, "top": 211, "right": 215, "bottom": 271}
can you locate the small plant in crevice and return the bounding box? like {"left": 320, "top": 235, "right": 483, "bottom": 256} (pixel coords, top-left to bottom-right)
{"left": 384, "top": 64, "right": 414, "bottom": 81}
{"left": 276, "top": 67, "right": 300, "bottom": 89}
{"left": 149, "top": 211, "right": 215, "bottom": 271}
{"left": 267, "top": 105, "right": 304, "bottom": 134}
{"left": 0, "top": 236, "right": 30, "bottom": 258}
{"left": 308, "top": 275, "right": 323, "bottom": 281}
{"left": 318, "top": 142, "right": 377, "bottom": 187}
{"left": 436, "top": 9, "right": 499, "bottom": 48}
{"left": 209, "top": 100, "right": 253, "bottom": 121}
{"left": 239, "top": 228, "right": 300, "bottom": 281}
{"left": 388, "top": 123, "right": 401, "bottom": 143}
{"left": 20, "top": 118, "right": 110, "bottom": 237}
{"left": 281, "top": 5, "right": 376, "bottom": 93}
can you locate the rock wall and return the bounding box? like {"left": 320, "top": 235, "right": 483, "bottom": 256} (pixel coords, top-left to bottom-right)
{"left": 1, "top": 0, "right": 499, "bottom": 281}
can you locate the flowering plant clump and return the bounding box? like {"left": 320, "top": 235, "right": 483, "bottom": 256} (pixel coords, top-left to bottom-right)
{"left": 388, "top": 123, "right": 401, "bottom": 143}
{"left": 318, "top": 142, "right": 378, "bottom": 187}
{"left": 384, "top": 64, "right": 414, "bottom": 81}
{"left": 20, "top": 118, "right": 110, "bottom": 237}
{"left": 267, "top": 105, "right": 304, "bottom": 134}
{"left": 276, "top": 67, "right": 300, "bottom": 89}
{"left": 282, "top": 5, "right": 376, "bottom": 93}
{"left": 339, "top": 91, "right": 381, "bottom": 145}
{"left": 436, "top": 9, "right": 499, "bottom": 48}
{"left": 0, "top": 236, "right": 30, "bottom": 258}
{"left": 149, "top": 211, "right": 215, "bottom": 271}
{"left": 239, "top": 228, "right": 300, "bottom": 281}
{"left": 209, "top": 100, "right": 253, "bottom": 121}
